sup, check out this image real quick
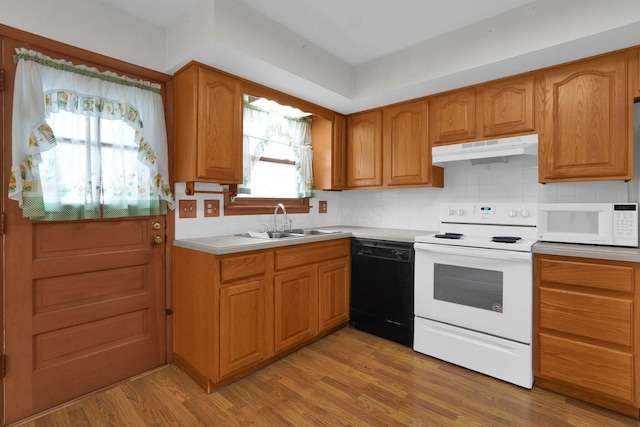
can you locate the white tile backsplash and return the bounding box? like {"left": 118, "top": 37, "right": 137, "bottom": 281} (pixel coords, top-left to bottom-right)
{"left": 174, "top": 157, "right": 631, "bottom": 239}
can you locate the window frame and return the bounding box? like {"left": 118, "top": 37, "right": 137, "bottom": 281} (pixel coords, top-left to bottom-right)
{"left": 223, "top": 82, "right": 334, "bottom": 216}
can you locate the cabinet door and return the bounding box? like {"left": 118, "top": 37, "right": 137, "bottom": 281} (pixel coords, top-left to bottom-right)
{"left": 312, "top": 114, "right": 347, "bottom": 190}
{"left": 429, "top": 87, "right": 477, "bottom": 145}
{"left": 537, "top": 333, "right": 634, "bottom": 403}
{"left": 219, "top": 279, "right": 267, "bottom": 378}
{"left": 481, "top": 75, "right": 535, "bottom": 137}
{"left": 630, "top": 48, "right": 640, "bottom": 99}
{"left": 383, "top": 100, "right": 430, "bottom": 186}
{"left": 318, "top": 258, "right": 350, "bottom": 332}
{"left": 274, "top": 266, "right": 318, "bottom": 353}
{"left": 347, "top": 110, "right": 383, "bottom": 188}
{"left": 332, "top": 114, "right": 348, "bottom": 189}
{"left": 538, "top": 53, "right": 631, "bottom": 182}
{"left": 196, "top": 67, "right": 243, "bottom": 182}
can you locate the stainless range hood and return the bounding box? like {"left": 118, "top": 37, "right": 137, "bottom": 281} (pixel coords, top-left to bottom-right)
{"left": 432, "top": 134, "right": 538, "bottom": 166}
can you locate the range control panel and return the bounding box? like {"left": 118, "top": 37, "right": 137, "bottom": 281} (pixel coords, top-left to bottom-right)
{"left": 440, "top": 203, "right": 538, "bottom": 226}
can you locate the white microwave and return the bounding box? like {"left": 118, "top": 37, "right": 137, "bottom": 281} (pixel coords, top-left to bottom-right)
{"left": 538, "top": 203, "right": 639, "bottom": 247}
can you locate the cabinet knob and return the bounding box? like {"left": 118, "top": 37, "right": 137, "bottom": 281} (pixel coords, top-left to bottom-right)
{"left": 152, "top": 235, "right": 164, "bottom": 245}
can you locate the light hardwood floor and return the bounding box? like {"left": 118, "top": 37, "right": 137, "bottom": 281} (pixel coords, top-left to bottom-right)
{"left": 14, "top": 327, "right": 640, "bottom": 426}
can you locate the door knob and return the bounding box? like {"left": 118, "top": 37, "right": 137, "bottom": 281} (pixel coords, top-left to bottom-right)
{"left": 152, "top": 221, "right": 162, "bottom": 230}
{"left": 152, "top": 235, "right": 164, "bottom": 244}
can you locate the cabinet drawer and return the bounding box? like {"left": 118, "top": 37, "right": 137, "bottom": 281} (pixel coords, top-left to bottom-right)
{"left": 537, "top": 333, "right": 634, "bottom": 403}
{"left": 275, "top": 239, "right": 350, "bottom": 271}
{"left": 538, "top": 257, "right": 635, "bottom": 293}
{"left": 539, "top": 287, "right": 633, "bottom": 346}
{"left": 220, "top": 251, "right": 267, "bottom": 283}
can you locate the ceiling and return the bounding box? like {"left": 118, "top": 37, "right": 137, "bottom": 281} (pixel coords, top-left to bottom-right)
{"left": 95, "top": 0, "right": 640, "bottom": 113}
{"left": 98, "top": 0, "right": 534, "bottom": 65}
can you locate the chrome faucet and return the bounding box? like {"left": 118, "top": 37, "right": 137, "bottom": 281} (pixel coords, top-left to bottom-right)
{"left": 273, "top": 203, "right": 290, "bottom": 232}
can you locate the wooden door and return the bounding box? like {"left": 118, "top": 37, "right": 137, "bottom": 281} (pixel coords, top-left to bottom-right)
{"left": 274, "top": 266, "right": 318, "bottom": 353}
{"left": 481, "top": 75, "right": 536, "bottom": 137}
{"left": 538, "top": 53, "right": 631, "bottom": 182}
{"left": 347, "top": 110, "right": 382, "bottom": 188}
{"left": 219, "top": 279, "right": 267, "bottom": 379}
{"left": 318, "top": 258, "right": 350, "bottom": 333}
{"left": 429, "top": 87, "right": 477, "bottom": 145}
{"left": 383, "top": 100, "right": 430, "bottom": 186}
{"left": 2, "top": 35, "right": 169, "bottom": 424}
{"left": 0, "top": 34, "right": 6, "bottom": 425}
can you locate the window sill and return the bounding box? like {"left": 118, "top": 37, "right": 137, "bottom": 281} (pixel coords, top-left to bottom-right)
{"left": 223, "top": 194, "right": 310, "bottom": 216}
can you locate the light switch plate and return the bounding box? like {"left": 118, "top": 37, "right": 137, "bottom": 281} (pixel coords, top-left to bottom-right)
{"left": 178, "top": 200, "right": 197, "bottom": 218}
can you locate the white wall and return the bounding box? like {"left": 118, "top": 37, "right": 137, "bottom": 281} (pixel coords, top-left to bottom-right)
{"left": 175, "top": 156, "right": 630, "bottom": 239}
{"left": 0, "top": 0, "right": 167, "bottom": 72}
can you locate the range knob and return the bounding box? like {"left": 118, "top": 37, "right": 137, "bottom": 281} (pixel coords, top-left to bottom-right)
{"left": 508, "top": 209, "right": 518, "bottom": 218}
{"left": 521, "top": 209, "right": 531, "bottom": 218}
{"left": 456, "top": 209, "right": 465, "bottom": 216}
{"left": 446, "top": 208, "right": 455, "bottom": 216}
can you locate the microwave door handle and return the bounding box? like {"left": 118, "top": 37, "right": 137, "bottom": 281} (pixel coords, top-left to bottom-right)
{"left": 414, "top": 243, "right": 531, "bottom": 262}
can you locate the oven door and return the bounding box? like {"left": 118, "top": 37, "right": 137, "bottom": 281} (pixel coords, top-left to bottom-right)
{"left": 414, "top": 242, "right": 532, "bottom": 344}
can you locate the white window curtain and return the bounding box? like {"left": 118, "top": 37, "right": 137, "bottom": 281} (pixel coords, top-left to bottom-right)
{"left": 239, "top": 104, "right": 315, "bottom": 198}
{"left": 9, "top": 48, "right": 174, "bottom": 220}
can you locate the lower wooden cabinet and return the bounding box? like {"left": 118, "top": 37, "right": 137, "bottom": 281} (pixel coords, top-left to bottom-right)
{"left": 318, "top": 258, "right": 350, "bottom": 332}
{"left": 534, "top": 254, "right": 640, "bottom": 416}
{"left": 274, "top": 266, "right": 318, "bottom": 353}
{"left": 219, "top": 279, "right": 268, "bottom": 378}
{"left": 173, "top": 238, "right": 351, "bottom": 392}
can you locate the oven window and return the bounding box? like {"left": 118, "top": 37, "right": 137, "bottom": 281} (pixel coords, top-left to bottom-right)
{"left": 434, "top": 264, "right": 503, "bottom": 312}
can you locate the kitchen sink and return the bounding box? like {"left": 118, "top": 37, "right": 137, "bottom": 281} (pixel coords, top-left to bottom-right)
{"left": 286, "top": 228, "right": 339, "bottom": 236}
{"left": 235, "top": 228, "right": 339, "bottom": 239}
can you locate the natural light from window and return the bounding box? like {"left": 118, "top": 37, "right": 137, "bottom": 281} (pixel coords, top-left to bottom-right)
{"left": 239, "top": 96, "right": 313, "bottom": 199}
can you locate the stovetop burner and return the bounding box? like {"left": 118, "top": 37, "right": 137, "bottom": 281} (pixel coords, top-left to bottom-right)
{"left": 434, "top": 232, "right": 463, "bottom": 239}
{"left": 491, "top": 236, "right": 522, "bottom": 243}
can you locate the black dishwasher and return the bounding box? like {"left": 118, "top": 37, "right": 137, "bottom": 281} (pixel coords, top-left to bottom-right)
{"left": 350, "top": 238, "right": 414, "bottom": 347}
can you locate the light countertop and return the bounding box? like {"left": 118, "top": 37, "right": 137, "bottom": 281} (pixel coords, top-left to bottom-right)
{"left": 533, "top": 241, "right": 640, "bottom": 263}
{"left": 173, "top": 226, "right": 434, "bottom": 255}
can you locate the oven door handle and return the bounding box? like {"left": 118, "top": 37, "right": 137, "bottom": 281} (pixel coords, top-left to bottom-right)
{"left": 414, "top": 242, "right": 531, "bottom": 262}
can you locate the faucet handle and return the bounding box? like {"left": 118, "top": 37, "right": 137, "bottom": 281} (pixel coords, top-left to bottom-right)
{"left": 287, "top": 219, "right": 293, "bottom": 231}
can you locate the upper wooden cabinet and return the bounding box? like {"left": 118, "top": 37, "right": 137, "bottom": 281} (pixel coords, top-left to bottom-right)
{"left": 630, "top": 48, "right": 640, "bottom": 99}
{"left": 383, "top": 100, "right": 433, "bottom": 186}
{"left": 481, "top": 75, "right": 535, "bottom": 137}
{"left": 429, "top": 77, "right": 536, "bottom": 147}
{"left": 174, "top": 62, "right": 243, "bottom": 184}
{"left": 347, "top": 110, "right": 383, "bottom": 188}
{"left": 347, "top": 104, "right": 444, "bottom": 189}
{"left": 312, "top": 114, "right": 347, "bottom": 190}
{"left": 429, "top": 87, "right": 478, "bottom": 145}
{"left": 537, "top": 53, "right": 632, "bottom": 182}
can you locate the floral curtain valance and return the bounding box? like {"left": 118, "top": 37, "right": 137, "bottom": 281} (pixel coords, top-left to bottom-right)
{"left": 10, "top": 48, "right": 175, "bottom": 220}
{"left": 239, "top": 104, "right": 315, "bottom": 198}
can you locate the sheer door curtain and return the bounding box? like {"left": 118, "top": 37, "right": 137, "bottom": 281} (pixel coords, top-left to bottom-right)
{"left": 10, "top": 48, "right": 174, "bottom": 220}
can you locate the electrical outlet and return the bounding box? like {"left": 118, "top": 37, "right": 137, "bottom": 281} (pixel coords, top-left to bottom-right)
{"left": 319, "top": 200, "right": 328, "bottom": 214}
{"left": 204, "top": 199, "right": 220, "bottom": 217}
{"left": 178, "top": 200, "right": 197, "bottom": 218}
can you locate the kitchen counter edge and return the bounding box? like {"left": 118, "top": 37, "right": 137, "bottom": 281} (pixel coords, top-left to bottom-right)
{"left": 173, "top": 226, "right": 432, "bottom": 255}
{"left": 533, "top": 241, "right": 640, "bottom": 263}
